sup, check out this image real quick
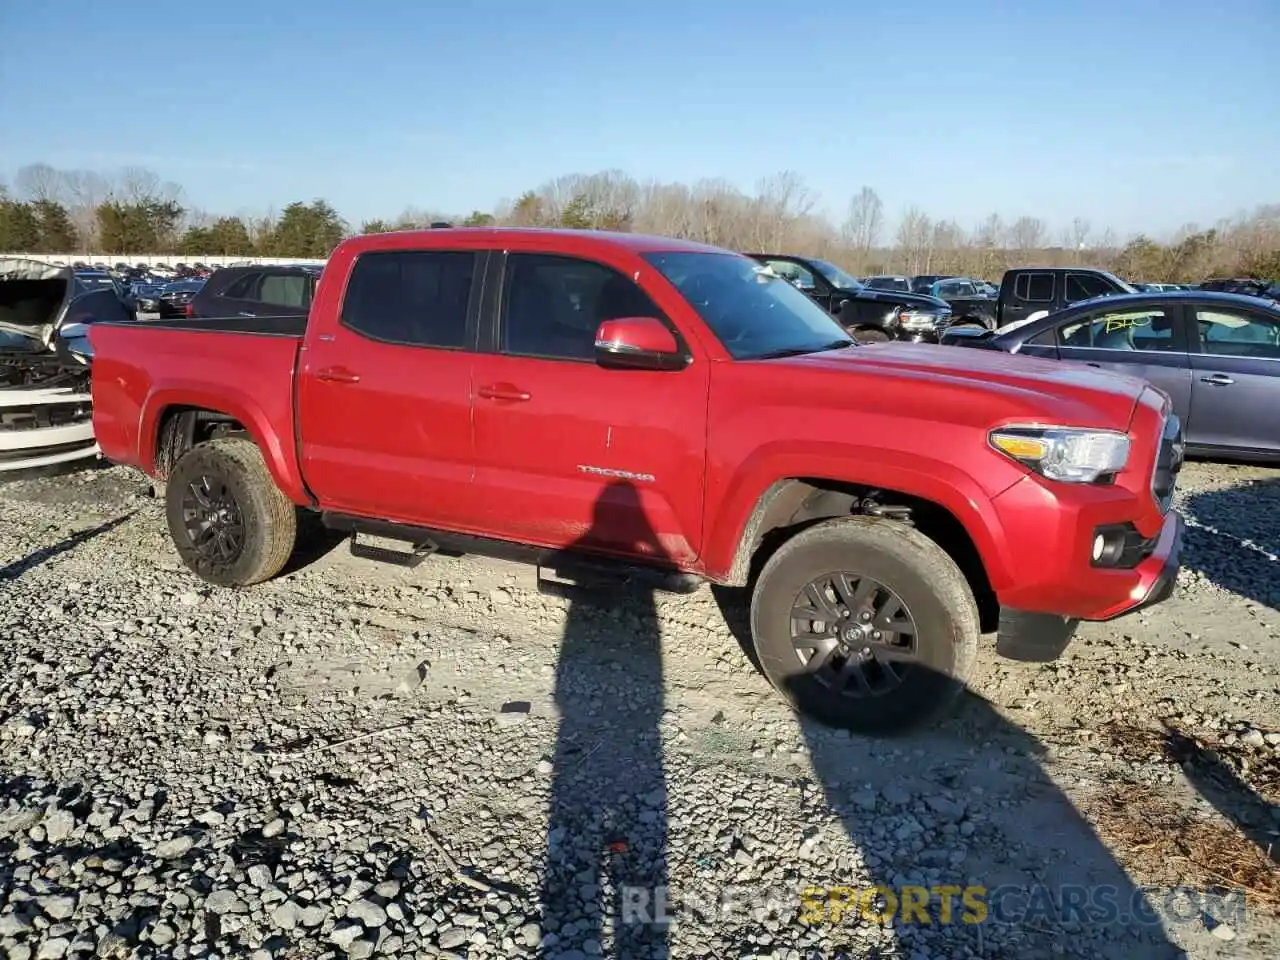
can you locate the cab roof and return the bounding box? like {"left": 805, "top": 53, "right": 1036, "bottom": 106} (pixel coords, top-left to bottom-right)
{"left": 339, "top": 226, "right": 731, "bottom": 257}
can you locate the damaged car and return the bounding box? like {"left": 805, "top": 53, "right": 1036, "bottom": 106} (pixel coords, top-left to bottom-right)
{"left": 1, "top": 258, "right": 127, "bottom": 472}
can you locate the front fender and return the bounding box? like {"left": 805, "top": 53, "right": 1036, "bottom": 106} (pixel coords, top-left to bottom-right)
{"left": 139, "top": 382, "right": 308, "bottom": 504}
{"left": 702, "top": 440, "right": 1018, "bottom": 590}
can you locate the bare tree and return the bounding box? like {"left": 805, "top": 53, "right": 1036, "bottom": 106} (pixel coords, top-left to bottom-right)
{"left": 14, "top": 163, "right": 66, "bottom": 204}
{"left": 841, "top": 186, "right": 883, "bottom": 270}
{"left": 1008, "top": 216, "right": 1047, "bottom": 256}
{"left": 895, "top": 207, "right": 933, "bottom": 274}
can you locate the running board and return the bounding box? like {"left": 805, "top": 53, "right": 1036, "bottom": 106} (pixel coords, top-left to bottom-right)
{"left": 348, "top": 532, "right": 437, "bottom": 569}
{"left": 322, "top": 511, "right": 704, "bottom": 593}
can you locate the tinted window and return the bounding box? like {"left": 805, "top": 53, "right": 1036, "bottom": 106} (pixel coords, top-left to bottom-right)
{"left": 258, "top": 274, "right": 309, "bottom": 309}
{"left": 222, "top": 273, "right": 261, "bottom": 299}
{"left": 761, "top": 259, "right": 816, "bottom": 290}
{"left": 1060, "top": 307, "right": 1177, "bottom": 351}
{"left": 865, "top": 276, "right": 911, "bottom": 292}
{"left": 1196, "top": 308, "right": 1280, "bottom": 359}
{"left": 1015, "top": 273, "right": 1054, "bottom": 302}
{"left": 1065, "top": 273, "right": 1116, "bottom": 303}
{"left": 643, "top": 251, "right": 852, "bottom": 361}
{"left": 1027, "top": 326, "right": 1057, "bottom": 347}
{"left": 341, "top": 251, "right": 475, "bottom": 348}
{"left": 501, "top": 254, "right": 665, "bottom": 362}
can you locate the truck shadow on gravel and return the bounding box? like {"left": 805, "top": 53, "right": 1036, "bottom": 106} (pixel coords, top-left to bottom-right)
{"left": 711, "top": 589, "right": 1192, "bottom": 959}
{"left": 539, "top": 481, "right": 671, "bottom": 957}
{"left": 1182, "top": 477, "right": 1280, "bottom": 610}
{"left": 0, "top": 510, "right": 136, "bottom": 581}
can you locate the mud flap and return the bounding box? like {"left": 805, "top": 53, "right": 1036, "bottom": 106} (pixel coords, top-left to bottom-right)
{"left": 995, "top": 608, "right": 1080, "bottom": 662}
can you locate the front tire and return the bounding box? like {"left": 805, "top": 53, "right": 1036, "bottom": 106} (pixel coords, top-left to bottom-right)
{"left": 749, "top": 517, "right": 979, "bottom": 734}
{"left": 853, "top": 327, "right": 891, "bottom": 343}
{"left": 165, "top": 437, "right": 297, "bottom": 587}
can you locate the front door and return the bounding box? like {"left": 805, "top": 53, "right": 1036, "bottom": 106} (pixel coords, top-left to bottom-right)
{"left": 296, "top": 248, "right": 483, "bottom": 527}
{"left": 1055, "top": 302, "right": 1193, "bottom": 423}
{"left": 469, "top": 251, "right": 709, "bottom": 566}
{"left": 1186, "top": 304, "right": 1280, "bottom": 454}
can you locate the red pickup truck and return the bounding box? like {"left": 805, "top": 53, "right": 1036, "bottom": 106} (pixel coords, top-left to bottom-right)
{"left": 88, "top": 228, "right": 1184, "bottom": 733}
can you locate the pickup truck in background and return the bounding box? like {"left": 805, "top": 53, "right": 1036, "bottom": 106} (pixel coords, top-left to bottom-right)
{"left": 995, "top": 266, "right": 1135, "bottom": 330}
{"left": 89, "top": 229, "right": 1185, "bottom": 734}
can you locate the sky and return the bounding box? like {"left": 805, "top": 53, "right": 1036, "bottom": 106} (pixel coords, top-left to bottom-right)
{"left": 1, "top": 0, "right": 1276, "bottom": 239}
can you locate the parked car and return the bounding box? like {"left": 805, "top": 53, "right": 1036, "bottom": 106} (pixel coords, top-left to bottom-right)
{"left": 1198, "top": 277, "right": 1280, "bottom": 304}
{"left": 188, "top": 265, "right": 320, "bottom": 320}
{"left": 745, "top": 254, "right": 955, "bottom": 342}
{"left": 1, "top": 258, "right": 130, "bottom": 472}
{"left": 909, "top": 274, "right": 954, "bottom": 294}
{"left": 156, "top": 279, "right": 205, "bottom": 318}
{"left": 861, "top": 275, "right": 914, "bottom": 293}
{"left": 995, "top": 266, "right": 1135, "bottom": 329}
{"left": 941, "top": 290, "right": 1280, "bottom": 460}
{"left": 926, "top": 277, "right": 998, "bottom": 328}
{"left": 88, "top": 228, "right": 1184, "bottom": 734}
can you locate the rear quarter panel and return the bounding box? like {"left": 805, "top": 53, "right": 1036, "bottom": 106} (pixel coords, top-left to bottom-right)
{"left": 89, "top": 323, "right": 309, "bottom": 503}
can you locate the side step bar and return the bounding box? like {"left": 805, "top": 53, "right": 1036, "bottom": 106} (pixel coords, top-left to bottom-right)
{"left": 348, "top": 532, "right": 437, "bottom": 569}
{"left": 322, "top": 510, "right": 704, "bottom": 594}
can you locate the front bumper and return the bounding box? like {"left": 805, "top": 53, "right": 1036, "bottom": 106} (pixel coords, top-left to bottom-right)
{"left": 0, "top": 388, "right": 100, "bottom": 472}
{"left": 1092, "top": 509, "right": 1182, "bottom": 620}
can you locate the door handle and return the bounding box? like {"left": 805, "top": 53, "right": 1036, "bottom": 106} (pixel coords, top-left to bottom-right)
{"left": 1199, "top": 374, "right": 1234, "bottom": 385}
{"left": 315, "top": 366, "right": 361, "bottom": 384}
{"left": 477, "top": 383, "right": 531, "bottom": 402}
{"left": 238, "top": 311, "right": 256, "bottom": 317}
{"left": 1085, "top": 362, "right": 1101, "bottom": 368}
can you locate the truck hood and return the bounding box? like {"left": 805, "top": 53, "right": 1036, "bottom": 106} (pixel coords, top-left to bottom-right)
{"left": 0, "top": 258, "right": 76, "bottom": 351}
{"left": 786, "top": 341, "right": 1148, "bottom": 428}
{"left": 839, "top": 287, "right": 951, "bottom": 311}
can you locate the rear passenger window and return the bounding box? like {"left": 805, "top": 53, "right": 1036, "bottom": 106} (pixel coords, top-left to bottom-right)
{"left": 258, "top": 274, "right": 309, "bottom": 309}
{"left": 1014, "top": 273, "right": 1055, "bottom": 302}
{"left": 222, "top": 273, "right": 261, "bottom": 299}
{"left": 341, "top": 251, "right": 477, "bottom": 348}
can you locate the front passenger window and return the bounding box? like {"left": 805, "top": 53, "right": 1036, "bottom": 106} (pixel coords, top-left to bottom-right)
{"left": 1060, "top": 308, "right": 1177, "bottom": 351}
{"left": 501, "top": 254, "right": 666, "bottom": 362}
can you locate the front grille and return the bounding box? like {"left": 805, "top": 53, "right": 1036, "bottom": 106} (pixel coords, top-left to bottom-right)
{"left": 1151, "top": 413, "right": 1183, "bottom": 513}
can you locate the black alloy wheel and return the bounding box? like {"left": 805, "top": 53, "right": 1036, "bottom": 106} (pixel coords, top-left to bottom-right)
{"left": 181, "top": 474, "right": 246, "bottom": 564}
{"left": 790, "top": 573, "right": 919, "bottom": 698}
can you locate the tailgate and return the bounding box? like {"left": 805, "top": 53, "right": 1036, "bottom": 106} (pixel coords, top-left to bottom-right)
{"left": 89, "top": 321, "right": 304, "bottom": 475}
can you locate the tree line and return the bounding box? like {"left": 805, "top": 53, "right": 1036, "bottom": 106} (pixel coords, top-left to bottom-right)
{"left": 2, "top": 162, "right": 1277, "bottom": 282}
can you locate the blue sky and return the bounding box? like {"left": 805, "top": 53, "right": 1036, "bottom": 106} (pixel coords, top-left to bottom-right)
{"left": 1, "top": 0, "right": 1275, "bottom": 238}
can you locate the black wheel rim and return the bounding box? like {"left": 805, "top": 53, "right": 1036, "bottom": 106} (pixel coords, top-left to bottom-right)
{"left": 180, "top": 475, "right": 245, "bottom": 564}
{"left": 790, "top": 573, "right": 919, "bottom": 697}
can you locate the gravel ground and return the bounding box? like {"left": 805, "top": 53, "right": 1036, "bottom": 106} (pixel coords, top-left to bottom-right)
{"left": 0, "top": 459, "right": 1278, "bottom": 960}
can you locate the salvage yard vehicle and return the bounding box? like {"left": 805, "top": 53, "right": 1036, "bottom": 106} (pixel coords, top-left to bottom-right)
{"left": 88, "top": 229, "right": 1185, "bottom": 733}
{"left": 995, "top": 266, "right": 1135, "bottom": 330}
{"left": 745, "top": 253, "right": 956, "bottom": 342}
{"left": 1, "top": 258, "right": 126, "bottom": 472}
{"left": 941, "top": 289, "right": 1280, "bottom": 460}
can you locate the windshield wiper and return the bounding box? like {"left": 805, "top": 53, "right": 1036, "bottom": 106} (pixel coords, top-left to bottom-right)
{"left": 752, "top": 339, "right": 855, "bottom": 360}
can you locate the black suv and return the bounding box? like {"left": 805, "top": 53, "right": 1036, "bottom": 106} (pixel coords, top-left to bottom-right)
{"left": 188, "top": 265, "right": 322, "bottom": 320}
{"left": 745, "top": 254, "right": 957, "bottom": 342}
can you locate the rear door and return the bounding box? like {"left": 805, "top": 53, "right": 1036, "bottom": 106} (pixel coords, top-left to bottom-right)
{"left": 1054, "top": 302, "right": 1193, "bottom": 422}
{"left": 1000, "top": 271, "right": 1055, "bottom": 328}
{"left": 296, "top": 249, "right": 485, "bottom": 526}
{"left": 1185, "top": 304, "right": 1280, "bottom": 454}
{"left": 468, "top": 249, "right": 709, "bottom": 565}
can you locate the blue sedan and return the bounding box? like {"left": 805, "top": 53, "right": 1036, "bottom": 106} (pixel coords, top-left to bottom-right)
{"left": 941, "top": 290, "right": 1280, "bottom": 461}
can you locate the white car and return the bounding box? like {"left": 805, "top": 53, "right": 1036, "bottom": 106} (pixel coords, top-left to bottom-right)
{"left": 0, "top": 258, "right": 118, "bottom": 473}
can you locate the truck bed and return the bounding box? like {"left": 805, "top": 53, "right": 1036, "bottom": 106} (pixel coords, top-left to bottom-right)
{"left": 132, "top": 314, "right": 309, "bottom": 337}
{"left": 88, "top": 316, "right": 308, "bottom": 497}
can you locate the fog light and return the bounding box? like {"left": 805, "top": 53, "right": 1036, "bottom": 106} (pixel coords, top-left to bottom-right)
{"left": 1092, "top": 534, "right": 1106, "bottom": 562}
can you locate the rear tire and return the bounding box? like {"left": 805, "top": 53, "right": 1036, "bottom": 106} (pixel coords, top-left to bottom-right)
{"left": 749, "top": 517, "right": 979, "bottom": 734}
{"left": 165, "top": 437, "right": 297, "bottom": 587}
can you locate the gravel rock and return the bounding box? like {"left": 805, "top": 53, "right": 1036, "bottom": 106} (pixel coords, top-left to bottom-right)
{"left": 0, "top": 462, "right": 1277, "bottom": 960}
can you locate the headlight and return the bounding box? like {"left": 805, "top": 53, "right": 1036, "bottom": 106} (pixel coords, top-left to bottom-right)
{"left": 989, "top": 426, "right": 1130, "bottom": 483}
{"left": 898, "top": 309, "right": 946, "bottom": 329}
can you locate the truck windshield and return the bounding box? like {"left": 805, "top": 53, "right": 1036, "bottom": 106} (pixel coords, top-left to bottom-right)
{"left": 642, "top": 251, "right": 854, "bottom": 360}
{"left": 810, "top": 259, "right": 864, "bottom": 290}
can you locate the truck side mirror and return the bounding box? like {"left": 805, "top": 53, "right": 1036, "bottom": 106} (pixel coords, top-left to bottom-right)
{"left": 594, "top": 317, "right": 688, "bottom": 371}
